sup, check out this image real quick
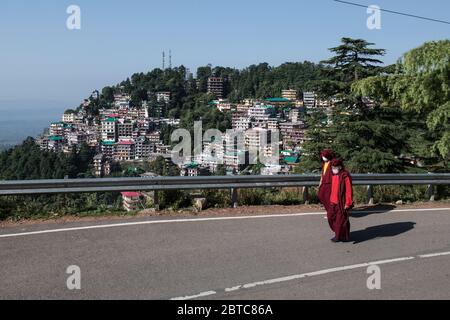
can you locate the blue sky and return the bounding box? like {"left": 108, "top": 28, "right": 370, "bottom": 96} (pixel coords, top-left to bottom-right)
{"left": 0, "top": 0, "right": 449, "bottom": 110}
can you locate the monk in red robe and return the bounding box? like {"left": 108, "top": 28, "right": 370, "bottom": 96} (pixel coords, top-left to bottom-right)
{"left": 318, "top": 149, "right": 334, "bottom": 221}
{"left": 328, "top": 158, "right": 353, "bottom": 242}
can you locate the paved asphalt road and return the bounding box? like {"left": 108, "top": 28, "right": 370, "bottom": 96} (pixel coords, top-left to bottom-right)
{"left": 1, "top": 207, "right": 450, "bottom": 300}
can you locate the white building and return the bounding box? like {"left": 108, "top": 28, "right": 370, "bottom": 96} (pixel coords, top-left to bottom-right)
{"left": 62, "top": 112, "right": 76, "bottom": 123}
{"left": 303, "top": 92, "right": 316, "bottom": 109}
{"left": 156, "top": 92, "right": 171, "bottom": 103}
{"left": 282, "top": 89, "right": 297, "bottom": 101}
{"left": 101, "top": 118, "right": 117, "bottom": 142}
{"left": 248, "top": 104, "right": 275, "bottom": 128}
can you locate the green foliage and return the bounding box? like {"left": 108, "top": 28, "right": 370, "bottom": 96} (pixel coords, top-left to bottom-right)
{"left": 158, "top": 190, "right": 191, "bottom": 210}
{"left": 146, "top": 156, "right": 180, "bottom": 176}
{"left": 302, "top": 38, "right": 448, "bottom": 174}
{"left": 0, "top": 193, "right": 123, "bottom": 221}
{"left": 0, "top": 138, "right": 95, "bottom": 180}
{"left": 352, "top": 40, "right": 450, "bottom": 161}
{"left": 321, "top": 37, "right": 386, "bottom": 83}
{"left": 298, "top": 109, "right": 331, "bottom": 173}
{"left": 328, "top": 104, "right": 409, "bottom": 173}
{"left": 0, "top": 139, "right": 116, "bottom": 221}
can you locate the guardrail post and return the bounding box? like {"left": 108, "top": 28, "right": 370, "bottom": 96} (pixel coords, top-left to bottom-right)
{"left": 427, "top": 172, "right": 435, "bottom": 201}
{"left": 231, "top": 188, "right": 238, "bottom": 208}
{"left": 366, "top": 172, "right": 374, "bottom": 205}
{"left": 426, "top": 184, "right": 435, "bottom": 201}
{"left": 302, "top": 186, "right": 309, "bottom": 205}
{"left": 153, "top": 191, "right": 160, "bottom": 211}
{"left": 367, "top": 185, "right": 374, "bottom": 205}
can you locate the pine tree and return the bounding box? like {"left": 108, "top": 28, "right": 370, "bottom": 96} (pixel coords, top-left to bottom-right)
{"left": 301, "top": 38, "right": 416, "bottom": 173}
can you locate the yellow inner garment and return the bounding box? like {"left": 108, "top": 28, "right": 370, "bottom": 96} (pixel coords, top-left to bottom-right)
{"left": 323, "top": 161, "right": 330, "bottom": 175}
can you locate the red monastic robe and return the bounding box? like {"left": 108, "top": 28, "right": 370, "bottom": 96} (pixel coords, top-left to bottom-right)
{"left": 328, "top": 170, "right": 353, "bottom": 241}
{"left": 318, "top": 161, "right": 333, "bottom": 213}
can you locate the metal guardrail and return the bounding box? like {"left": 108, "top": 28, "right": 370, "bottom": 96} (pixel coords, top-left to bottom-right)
{"left": 0, "top": 174, "right": 449, "bottom": 207}
{"left": 0, "top": 173, "right": 449, "bottom": 195}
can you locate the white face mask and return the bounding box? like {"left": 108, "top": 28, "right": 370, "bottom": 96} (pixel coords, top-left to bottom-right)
{"left": 322, "top": 157, "right": 329, "bottom": 162}
{"left": 332, "top": 167, "right": 341, "bottom": 175}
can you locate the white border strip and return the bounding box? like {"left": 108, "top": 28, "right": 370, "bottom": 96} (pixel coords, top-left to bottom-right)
{"left": 171, "top": 291, "right": 217, "bottom": 300}
{"left": 418, "top": 251, "right": 450, "bottom": 258}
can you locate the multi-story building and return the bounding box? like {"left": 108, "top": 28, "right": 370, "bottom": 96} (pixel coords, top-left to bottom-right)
{"left": 216, "top": 100, "right": 234, "bottom": 112}
{"left": 117, "top": 120, "right": 134, "bottom": 139}
{"left": 236, "top": 103, "right": 251, "bottom": 113}
{"left": 146, "top": 131, "right": 161, "bottom": 143}
{"left": 248, "top": 104, "right": 275, "bottom": 128}
{"left": 156, "top": 92, "right": 171, "bottom": 103}
{"left": 114, "top": 140, "right": 135, "bottom": 161}
{"left": 114, "top": 94, "right": 131, "bottom": 109}
{"left": 224, "top": 151, "right": 248, "bottom": 172}
{"left": 245, "top": 128, "right": 265, "bottom": 151}
{"left": 101, "top": 118, "right": 117, "bottom": 142}
{"left": 279, "top": 121, "right": 305, "bottom": 149}
{"left": 282, "top": 89, "right": 297, "bottom": 101}
{"left": 49, "top": 122, "right": 66, "bottom": 136}
{"left": 47, "top": 135, "right": 65, "bottom": 152}
{"left": 120, "top": 192, "right": 142, "bottom": 212}
{"left": 232, "top": 113, "right": 251, "bottom": 131}
{"left": 207, "top": 77, "right": 224, "bottom": 99}
{"left": 155, "top": 144, "right": 171, "bottom": 155}
{"left": 67, "top": 132, "right": 86, "bottom": 146}
{"left": 101, "top": 141, "right": 116, "bottom": 158}
{"left": 161, "top": 118, "right": 180, "bottom": 126}
{"left": 267, "top": 119, "right": 279, "bottom": 131}
{"left": 138, "top": 106, "right": 149, "bottom": 120}
{"left": 104, "top": 160, "right": 114, "bottom": 176}
{"left": 134, "top": 137, "right": 154, "bottom": 160}
{"left": 198, "top": 139, "right": 224, "bottom": 173}
{"left": 303, "top": 92, "right": 316, "bottom": 109}
{"left": 36, "top": 135, "right": 49, "bottom": 151}
{"left": 245, "top": 128, "right": 277, "bottom": 164}
{"left": 93, "top": 153, "right": 105, "bottom": 177}
{"left": 86, "top": 130, "right": 99, "bottom": 147}
{"left": 127, "top": 109, "right": 139, "bottom": 120}
{"left": 62, "top": 112, "right": 76, "bottom": 123}
{"left": 224, "top": 129, "right": 245, "bottom": 154}
{"left": 99, "top": 109, "right": 119, "bottom": 119}
{"left": 289, "top": 108, "right": 301, "bottom": 123}
{"left": 180, "top": 162, "right": 210, "bottom": 177}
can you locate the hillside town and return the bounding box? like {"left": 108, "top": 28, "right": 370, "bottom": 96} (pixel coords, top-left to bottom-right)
{"left": 36, "top": 77, "right": 338, "bottom": 178}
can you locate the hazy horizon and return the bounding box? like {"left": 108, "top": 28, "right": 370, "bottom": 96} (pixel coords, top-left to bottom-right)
{"left": 1, "top": 0, "right": 449, "bottom": 107}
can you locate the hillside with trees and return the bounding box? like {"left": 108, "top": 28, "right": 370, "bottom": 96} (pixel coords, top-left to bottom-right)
{"left": 0, "top": 37, "right": 448, "bottom": 220}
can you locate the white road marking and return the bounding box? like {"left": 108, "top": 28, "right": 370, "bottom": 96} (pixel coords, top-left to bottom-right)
{"left": 0, "top": 212, "right": 325, "bottom": 238}
{"left": 227, "top": 257, "right": 415, "bottom": 291}
{"left": 418, "top": 251, "right": 450, "bottom": 258}
{"left": 176, "top": 255, "right": 450, "bottom": 300}
{"left": 171, "top": 291, "right": 217, "bottom": 300}
{"left": 0, "top": 207, "right": 449, "bottom": 239}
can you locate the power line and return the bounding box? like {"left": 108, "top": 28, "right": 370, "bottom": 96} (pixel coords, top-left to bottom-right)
{"left": 334, "top": 0, "right": 450, "bottom": 25}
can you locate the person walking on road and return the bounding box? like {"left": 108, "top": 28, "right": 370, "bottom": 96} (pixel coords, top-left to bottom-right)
{"left": 328, "top": 158, "right": 354, "bottom": 243}
{"left": 318, "top": 149, "right": 335, "bottom": 218}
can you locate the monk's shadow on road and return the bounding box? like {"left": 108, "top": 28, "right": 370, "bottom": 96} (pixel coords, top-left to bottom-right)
{"left": 351, "top": 204, "right": 397, "bottom": 218}
{"left": 350, "top": 222, "right": 416, "bottom": 244}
